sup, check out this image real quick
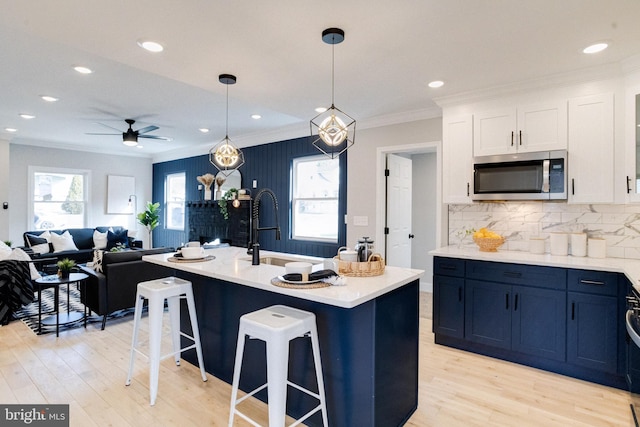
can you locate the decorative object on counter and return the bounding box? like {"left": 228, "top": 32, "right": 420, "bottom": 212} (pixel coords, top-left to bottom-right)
{"left": 271, "top": 269, "right": 345, "bottom": 289}
{"left": 217, "top": 188, "right": 239, "bottom": 220}
{"left": 310, "top": 27, "right": 355, "bottom": 159}
{"left": 209, "top": 74, "right": 245, "bottom": 177}
{"left": 355, "top": 237, "right": 375, "bottom": 262}
{"left": 56, "top": 257, "right": 76, "bottom": 279}
{"left": 550, "top": 232, "right": 568, "bottom": 256}
{"left": 334, "top": 248, "right": 385, "bottom": 276}
{"left": 337, "top": 247, "right": 358, "bottom": 262}
{"left": 197, "top": 173, "right": 215, "bottom": 201}
{"left": 588, "top": 238, "right": 606, "bottom": 258}
{"left": 215, "top": 175, "right": 225, "bottom": 200}
{"left": 180, "top": 246, "right": 206, "bottom": 259}
{"left": 571, "top": 232, "right": 587, "bottom": 257}
{"left": 284, "top": 261, "right": 313, "bottom": 282}
{"left": 454, "top": 226, "right": 476, "bottom": 248}
{"left": 168, "top": 254, "right": 215, "bottom": 263}
{"left": 137, "top": 201, "right": 160, "bottom": 248}
{"left": 529, "top": 237, "right": 546, "bottom": 254}
{"left": 472, "top": 228, "right": 505, "bottom": 252}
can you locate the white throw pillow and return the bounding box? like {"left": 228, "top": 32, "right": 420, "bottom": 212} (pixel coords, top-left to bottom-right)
{"left": 93, "top": 229, "right": 108, "bottom": 250}
{"left": 50, "top": 230, "right": 79, "bottom": 252}
{"left": 8, "top": 248, "right": 41, "bottom": 280}
{"left": 0, "top": 240, "right": 11, "bottom": 260}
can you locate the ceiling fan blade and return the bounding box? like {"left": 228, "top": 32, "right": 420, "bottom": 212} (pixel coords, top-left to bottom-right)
{"left": 136, "top": 125, "right": 159, "bottom": 134}
{"left": 139, "top": 134, "right": 172, "bottom": 141}
{"left": 85, "top": 132, "right": 120, "bottom": 135}
{"left": 94, "top": 122, "right": 124, "bottom": 132}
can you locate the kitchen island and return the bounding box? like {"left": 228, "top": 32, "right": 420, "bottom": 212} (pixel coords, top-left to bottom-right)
{"left": 143, "top": 246, "right": 423, "bottom": 427}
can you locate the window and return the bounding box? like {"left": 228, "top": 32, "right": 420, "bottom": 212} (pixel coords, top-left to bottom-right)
{"left": 291, "top": 155, "right": 340, "bottom": 242}
{"left": 29, "top": 166, "right": 89, "bottom": 230}
{"left": 165, "top": 172, "right": 186, "bottom": 230}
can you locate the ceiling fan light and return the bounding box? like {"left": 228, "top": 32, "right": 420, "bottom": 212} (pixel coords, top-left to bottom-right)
{"left": 123, "top": 133, "right": 138, "bottom": 146}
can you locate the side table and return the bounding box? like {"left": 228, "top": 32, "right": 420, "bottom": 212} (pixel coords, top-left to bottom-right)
{"left": 34, "top": 272, "right": 89, "bottom": 336}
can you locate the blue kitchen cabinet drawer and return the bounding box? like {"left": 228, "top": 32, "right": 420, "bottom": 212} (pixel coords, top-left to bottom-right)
{"left": 434, "top": 257, "right": 465, "bottom": 278}
{"left": 567, "top": 269, "right": 618, "bottom": 296}
{"left": 466, "top": 260, "right": 566, "bottom": 290}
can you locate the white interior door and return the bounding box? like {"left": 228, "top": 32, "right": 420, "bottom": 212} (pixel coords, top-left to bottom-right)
{"left": 386, "top": 153, "right": 412, "bottom": 268}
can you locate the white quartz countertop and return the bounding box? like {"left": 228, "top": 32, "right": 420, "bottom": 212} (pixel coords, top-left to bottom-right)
{"left": 143, "top": 246, "right": 424, "bottom": 309}
{"left": 430, "top": 246, "right": 640, "bottom": 291}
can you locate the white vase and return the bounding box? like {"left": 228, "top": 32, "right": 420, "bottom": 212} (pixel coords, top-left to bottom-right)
{"left": 204, "top": 189, "right": 212, "bottom": 201}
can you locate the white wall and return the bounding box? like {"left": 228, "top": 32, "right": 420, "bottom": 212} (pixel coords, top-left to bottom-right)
{"left": 8, "top": 144, "right": 153, "bottom": 247}
{"left": 346, "top": 118, "right": 442, "bottom": 247}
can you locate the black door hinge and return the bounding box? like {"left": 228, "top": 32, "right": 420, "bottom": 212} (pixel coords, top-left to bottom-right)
{"left": 384, "top": 227, "right": 389, "bottom": 235}
{"left": 384, "top": 169, "right": 390, "bottom": 177}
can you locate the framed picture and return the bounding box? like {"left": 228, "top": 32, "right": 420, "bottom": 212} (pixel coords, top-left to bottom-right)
{"left": 107, "top": 175, "right": 135, "bottom": 214}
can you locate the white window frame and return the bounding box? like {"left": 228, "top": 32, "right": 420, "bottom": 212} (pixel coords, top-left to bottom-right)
{"left": 28, "top": 166, "right": 91, "bottom": 230}
{"left": 165, "top": 172, "right": 186, "bottom": 231}
{"left": 291, "top": 155, "right": 340, "bottom": 243}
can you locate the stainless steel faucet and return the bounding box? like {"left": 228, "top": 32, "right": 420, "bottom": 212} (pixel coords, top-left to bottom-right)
{"left": 248, "top": 188, "right": 281, "bottom": 265}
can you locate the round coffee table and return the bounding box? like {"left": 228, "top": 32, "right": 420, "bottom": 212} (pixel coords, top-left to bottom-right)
{"left": 34, "top": 272, "right": 89, "bottom": 336}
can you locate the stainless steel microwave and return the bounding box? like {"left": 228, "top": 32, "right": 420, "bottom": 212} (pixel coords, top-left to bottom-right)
{"left": 472, "top": 150, "right": 567, "bottom": 201}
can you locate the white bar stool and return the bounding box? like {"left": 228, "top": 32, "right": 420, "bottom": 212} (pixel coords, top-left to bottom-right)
{"left": 229, "top": 305, "right": 328, "bottom": 427}
{"left": 125, "top": 277, "right": 207, "bottom": 405}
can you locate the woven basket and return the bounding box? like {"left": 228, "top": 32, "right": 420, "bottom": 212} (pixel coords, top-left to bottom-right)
{"left": 334, "top": 252, "right": 385, "bottom": 277}
{"left": 473, "top": 236, "right": 505, "bottom": 252}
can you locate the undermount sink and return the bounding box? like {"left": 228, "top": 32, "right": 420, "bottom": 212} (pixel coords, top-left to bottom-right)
{"left": 239, "top": 256, "right": 319, "bottom": 267}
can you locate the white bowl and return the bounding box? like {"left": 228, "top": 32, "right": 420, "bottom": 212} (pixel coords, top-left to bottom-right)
{"left": 180, "top": 246, "right": 205, "bottom": 259}
{"left": 285, "top": 262, "right": 312, "bottom": 281}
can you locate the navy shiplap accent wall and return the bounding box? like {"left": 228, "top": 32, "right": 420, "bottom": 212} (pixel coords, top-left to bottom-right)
{"left": 152, "top": 136, "right": 347, "bottom": 258}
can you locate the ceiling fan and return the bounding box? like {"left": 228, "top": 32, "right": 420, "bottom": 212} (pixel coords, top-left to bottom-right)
{"left": 87, "top": 119, "right": 171, "bottom": 146}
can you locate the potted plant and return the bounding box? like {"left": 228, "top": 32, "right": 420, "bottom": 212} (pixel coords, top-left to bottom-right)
{"left": 57, "top": 258, "right": 76, "bottom": 279}
{"left": 218, "top": 188, "right": 238, "bottom": 220}
{"left": 137, "top": 201, "right": 160, "bottom": 248}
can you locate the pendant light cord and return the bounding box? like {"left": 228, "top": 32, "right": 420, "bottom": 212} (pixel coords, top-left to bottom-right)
{"left": 331, "top": 35, "right": 335, "bottom": 106}
{"left": 225, "top": 83, "right": 229, "bottom": 139}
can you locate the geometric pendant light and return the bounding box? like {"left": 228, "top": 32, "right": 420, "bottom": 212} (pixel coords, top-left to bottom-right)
{"left": 209, "top": 74, "right": 245, "bottom": 176}
{"left": 310, "top": 28, "right": 356, "bottom": 159}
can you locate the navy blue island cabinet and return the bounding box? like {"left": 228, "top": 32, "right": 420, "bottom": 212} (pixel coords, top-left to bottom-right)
{"left": 433, "top": 256, "right": 627, "bottom": 390}
{"left": 167, "top": 269, "right": 420, "bottom": 427}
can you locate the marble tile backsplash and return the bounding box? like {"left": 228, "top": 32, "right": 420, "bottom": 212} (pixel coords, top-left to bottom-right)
{"left": 449, "top": 202, "right": 640, "bottom": 259}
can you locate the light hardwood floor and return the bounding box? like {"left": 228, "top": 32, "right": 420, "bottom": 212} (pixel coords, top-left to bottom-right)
{"left": 0, "top": 292, "right": 632, "bottom": 426}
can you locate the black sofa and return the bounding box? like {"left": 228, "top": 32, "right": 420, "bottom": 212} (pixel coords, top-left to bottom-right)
{"left": 80, "top": 247, "right": 174, "bottom": 329}
{"left": 22, "top": 226, "right": 141, "bottom": 265}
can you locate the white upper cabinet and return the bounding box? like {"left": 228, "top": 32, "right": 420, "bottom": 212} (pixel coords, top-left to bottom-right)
{"left": 443, "top": 114, "right": 473, "bottom": 204}
{"left": 625, "top": 85, "right": 640, "bottom": 203}
{"left": 567, "top": 93, "right": 614, "bottom": 204}
{"left": 473, "top": 101, "right": 567, "bottom": 157}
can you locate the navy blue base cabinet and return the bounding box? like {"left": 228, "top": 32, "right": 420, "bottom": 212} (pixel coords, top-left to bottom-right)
{"left": 433, "top": 256, "right": 627, "bottom": 390}
{"left": 167, "top": 266, "right": 419, "bottom": 427}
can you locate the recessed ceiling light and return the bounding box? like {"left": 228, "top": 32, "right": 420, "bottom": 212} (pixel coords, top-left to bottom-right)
{"left": 19, "top": 113, "right": 35, "bottom": 119}
{"left": 137, "top": 40, "right": 164, "bottom": 53}
{"left": 251, "top": 114, "right": 262, "bottom": 120}
{"left": 428, "top": 80, "right": 444, "bottom": 88}
{"left": 315, "top": 107, "right": 327, "bottom": 113}
{"left": 583, "top": 43, "right": 608, "bottom": 54}
{"left": 4, "top": 128, "right": 17, "bottom": 132}
{"left": 74, "top": 65, "right": 93, "bottom": 74}
{"left": 199, "top": 128, "right": 210, "bottom": 133}
{"left": 40, "top": 95, "right": 59, "bottom": 102}
{"left": 136, "top": 145, "right": 144, "bottom": 149}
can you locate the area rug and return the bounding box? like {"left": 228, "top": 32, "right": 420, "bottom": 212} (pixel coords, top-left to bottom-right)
{"left": 11, "top": 285, "right": 136, "bottom": 335}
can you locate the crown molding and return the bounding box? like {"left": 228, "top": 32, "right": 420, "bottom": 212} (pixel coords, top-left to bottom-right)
{"left": 434, "top": 62, "right": 623, "bottom": 108}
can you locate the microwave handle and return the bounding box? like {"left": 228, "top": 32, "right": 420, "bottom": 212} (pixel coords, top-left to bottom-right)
{"left": 542, "top": 159, "right": 550, "bottom": 193}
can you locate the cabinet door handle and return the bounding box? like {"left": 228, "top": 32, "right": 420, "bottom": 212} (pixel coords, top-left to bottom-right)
{"left": 628, "top": 175, "right": 632, "bottom": 194}
{"left": 514, "top": 294, "right": 518, "bottom": 311}
{"left": 440, "top": 264, "right": 457, "bottom": 270}
{"left": 571, "top": 302, "right": 575, "bottom": 320}
{"left": 511, "top": 131, "right": 514, "bottom": 146}
{"left": 467, "top": 182, "right": 470, "bottom": 197}
{"left": 579, "top": 279, "right": 605, "bottom": 286}
{"left": 519, "top": 130, "right": 522, "bottom": 146}
{"left": 505, "top": 293, "right": 510, "bottom": 310}
{"left": 571, "top": 178, "right": 575, "bottom": 195}
{"left": 458, "top": 287, "right": 462, "bottom": 302}
{"left": 503, "top": 271, "right": 522, "bottom": 279}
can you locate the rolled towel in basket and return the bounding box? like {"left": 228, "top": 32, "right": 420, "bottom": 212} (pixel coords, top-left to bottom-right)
{"left": 283, "top": 269, "right": 338, "bottom": 282}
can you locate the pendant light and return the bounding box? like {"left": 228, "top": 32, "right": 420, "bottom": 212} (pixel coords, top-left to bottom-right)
{"left": 209, "top": 74, "right": 245, "bottom": 176}
{"left": 310, "top": 28, "right": 356, "bottom": 159}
